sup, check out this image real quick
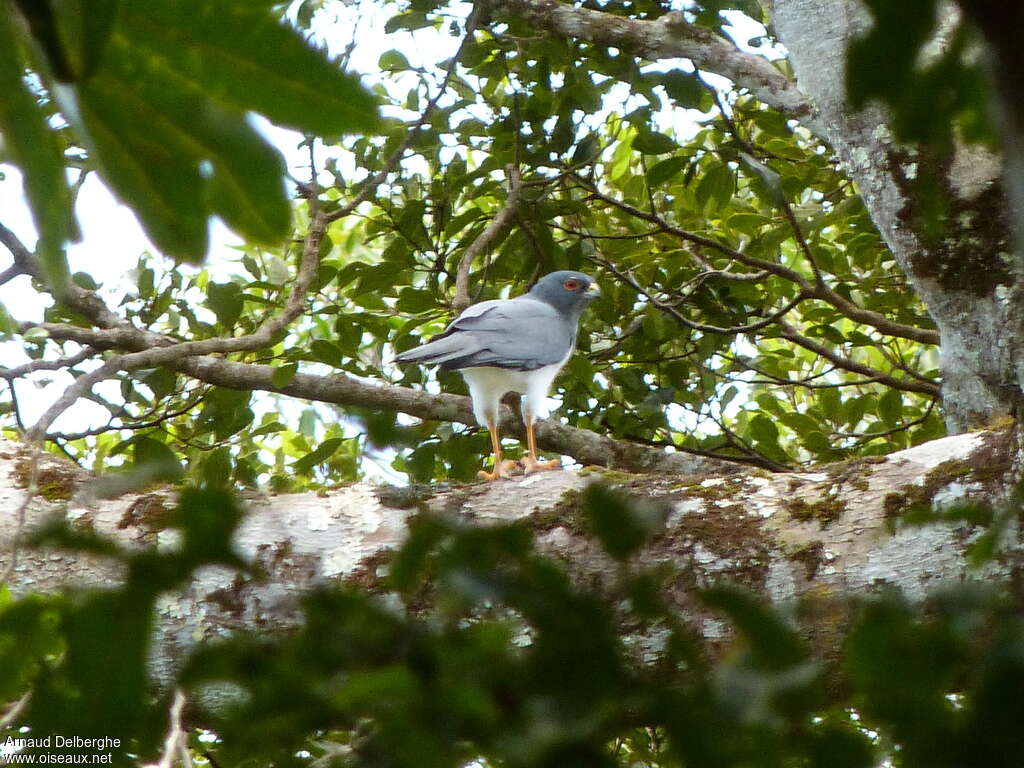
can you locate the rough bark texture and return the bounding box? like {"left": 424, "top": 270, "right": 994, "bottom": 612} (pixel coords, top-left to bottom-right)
{"left": 1, "top": 427, "right": 1019, "bottom": 685}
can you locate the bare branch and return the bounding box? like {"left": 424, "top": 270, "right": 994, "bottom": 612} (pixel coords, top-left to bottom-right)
{"left": 22, "top": 320, "right": 727, "bottom": 474}
{"left": 0, "top": 347, "right": 100, "bottom": 380}
{"left": 0, "top": 690, "right": 31, "bottom": 731}
{"left": 26, "top": 360, "right": 122, "bottom": 442}
{"left": 0, "top": 264, "right": 23, "bottom": 286}
{"left": 576, "top": 179, "right": 941, "bottom": 346}
{"left": 453, "top": 167, "right": 523, "bottom": 314}
{"left": 172, "top": 355, "right": 733, "bottom": 476}
{"left": 152, "top": 689, "right": 189, "bottom": 768}
{"left": 778, "top": 321, "right": 940, "bottom": 396}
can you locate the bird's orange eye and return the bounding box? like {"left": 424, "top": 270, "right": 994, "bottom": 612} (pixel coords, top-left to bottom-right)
{"left": 563, "top": 279, "right": 579, "bottom": 291}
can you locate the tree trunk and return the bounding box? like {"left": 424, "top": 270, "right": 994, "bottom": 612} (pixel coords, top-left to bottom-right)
{"left": 767, "top": 0, "right": 1021, "bottom": 431}
{"left": 1, "top": 427, "right": 1017, "bottom": 686}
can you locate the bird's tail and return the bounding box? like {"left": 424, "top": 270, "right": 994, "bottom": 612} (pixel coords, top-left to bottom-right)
{"left": 396, "top": 334, "right": 475, "bottom": 367}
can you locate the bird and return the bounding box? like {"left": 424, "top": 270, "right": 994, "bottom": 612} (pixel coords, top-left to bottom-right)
{"left": 397, "top": 270, "right": 600, "bottom": 480}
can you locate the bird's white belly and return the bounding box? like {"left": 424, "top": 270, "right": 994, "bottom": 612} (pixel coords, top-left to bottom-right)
{"left": 461, "top": 353, "right": 570, "bottom": 427}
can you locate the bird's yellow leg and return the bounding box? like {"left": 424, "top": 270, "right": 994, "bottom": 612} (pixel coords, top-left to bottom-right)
{"left": 522, "top": 417, "right": 561, "bottom": 474}
{"left": 478, "top": 417, "right": 517, "bottom": 481}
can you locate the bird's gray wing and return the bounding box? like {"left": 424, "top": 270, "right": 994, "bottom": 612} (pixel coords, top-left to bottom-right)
{"left": 396, "top": 297, "right": 574, "bottom": 371}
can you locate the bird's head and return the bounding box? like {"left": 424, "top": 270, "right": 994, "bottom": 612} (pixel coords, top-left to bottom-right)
{"left": 528, "top": 271, "right": 600, "bottom": 316}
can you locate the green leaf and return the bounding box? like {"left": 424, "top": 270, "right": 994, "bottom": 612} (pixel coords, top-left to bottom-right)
{"left": 206, "top": 282, "right": 244, "bottom": 328}
{"left": 584, "top": 484, "right": 662, "bottom": 561}
{"left": 50, "top": 0, "right": 120, "bottom": 79}
{"left": 695, "top": 162, "right": 734, "bottom": 212}
{"left": 809, "top": 324, "right": 846, "bottom": 345}
{"left": 79, "top": 0, "right": 119, "bottom": 77}
{"left": 132, "top": 436, "right": 183, "bottom": 481}
{"left": 802, "top": 430, "right": 834, "bottom": 454}
{"left": 91, "top": 38, "right": 290, "bottom": 251}
{"left": 139, "top": 367, "right": 176, "bottom": 399}
{"left": 384, "top": 11, "right": 434, "bottom": 33}
{"left": 119, "top": 0, "right": 379, "bottom": 136}
{"left": 310, "top": 339, "right": 343, "bottom": 368}
{"left": 293, "top": 437, "right": 344, "bottom": 474}
{"left": 749, "top": 414, "right": 780, "bottom": 444}
{"left": 846, "top": 0, "right": 939, "bottom": 108}
{"left": 632, "top": 130, "right": 678, "bottom": 155}
{"left": 202, "top": 106, "right": 290, "bottom": 245}
{"left": 199, "top": 447, "right": 233, "bottom": 489}
{"left": 661, "top": 70, "right": 705, "bottom": 109}
{"left": 379, "top": 49, "right": 410, "bottom": 71}
{"left": 271, "top": 363, "right": 299, "bottom": 388}
{"left": 10, "top": 0, "right": 75, "bottom": 80}
{"left": 571, "top": 134, "right": 600, "bottom": 164}
{"left": 0, "top": 304, "right": 15, "bottom": 339}
{"left": 0, "top": 596, "right": 63, "bottom": 700}
{"left": 198, "top": 388, "right": 254, "bottom": 440}
{"left": 0, "top": 10, "right": 76, "bottom": 288}
{"left": 72, "top": 60, "right": 209, "bottom": 260}
{"left": 702, "top": 584, "right": 807, "bottom": 668}
{"left": 877, "top": 389, "right": 903, "bottom": 426}
{"left": 739, "top": 152, "right": 786, "bottom": 207}
{"left": 646, "top": 156, "right": 687, "bottom": 187}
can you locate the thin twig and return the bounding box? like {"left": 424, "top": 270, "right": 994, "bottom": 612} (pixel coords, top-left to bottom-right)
{"left": 453, "top": 166, "right": 523, "bottom": 314}
{"left": 778, "top": 321, "right": 940, "bottom": 396}
{"left": 573, "top": 176, "right": 940, "bottom": 346}
{"left": 0, "top": 689, "right": 31, "bottom": 730}
{"left": 0, "top": 347, "right": 99, "bottom": 380}
{"left": 325, "top": 13, "right": 481, "bottom": 224}
{"left": 598, "top": 255, "right": 809, "bottom": 335}
{"left": 155, "top": 689, "right": 188, "bottom": 768}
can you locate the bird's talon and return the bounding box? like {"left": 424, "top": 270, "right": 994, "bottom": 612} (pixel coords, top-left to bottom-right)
{"left": 478, "top": 459, "right": 520, "bottom": 481}
{"left": 522, "top": 456, "right": 562, "bottom": 474}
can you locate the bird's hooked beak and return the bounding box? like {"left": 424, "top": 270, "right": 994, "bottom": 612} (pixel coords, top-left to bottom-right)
{"left": 585, "top": 282, "right": 601, "bottom": 299}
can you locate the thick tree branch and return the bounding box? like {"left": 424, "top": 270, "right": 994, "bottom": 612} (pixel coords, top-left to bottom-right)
{"left": 21, "top": 320, "right": 736, "bottom": 474}
{"left": 24, "top": 210, "right": 328, "bottom": 439}
{"left": 487, "top": 0, "right": 823, "bottom": 136}
{"left": 174, "top": 356, "right": 735, "bottom": 475}
{"left": 0, "top": 426, "right": 1015, "bottom": 688}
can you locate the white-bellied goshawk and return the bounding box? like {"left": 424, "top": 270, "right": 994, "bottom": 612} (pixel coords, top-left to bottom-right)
{"left": 397, "top": 271, "right": 600, "bottom": 480}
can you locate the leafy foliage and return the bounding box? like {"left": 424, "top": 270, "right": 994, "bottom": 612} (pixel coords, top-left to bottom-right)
{"left": 2, "top": 485, "right": 1023, "bottom": 767}
{"left": 0, "top": 0, "right": 378, "bottom": 277}
{"left": 847, "top": 0, "right": 993, "bottom": 150}
{"left": 0, "top": 0, "right": 946, "bottom": 487}
{"left": 0, "top": 487, "right": 248, "bottom": 762}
